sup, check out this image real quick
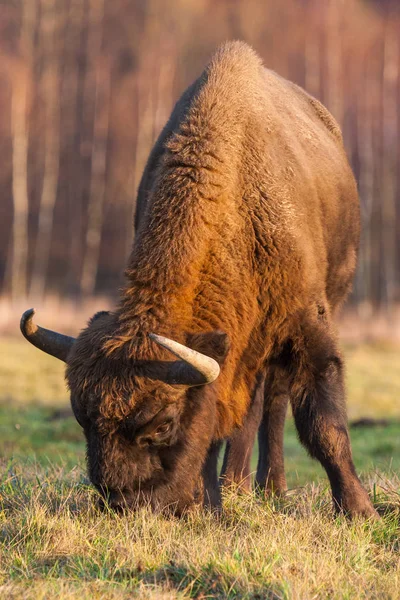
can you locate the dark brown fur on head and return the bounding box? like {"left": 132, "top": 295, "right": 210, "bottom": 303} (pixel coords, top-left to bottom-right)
{"left": 66, "top": 311, "right": 228, "bottom": 511}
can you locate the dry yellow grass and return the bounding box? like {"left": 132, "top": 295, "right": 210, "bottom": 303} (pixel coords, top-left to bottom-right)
{"left": 0, "top": 337, "right": 68, "bottom": 405}
{"left": 345, "top": 342, "right": 400, "bottom": 419}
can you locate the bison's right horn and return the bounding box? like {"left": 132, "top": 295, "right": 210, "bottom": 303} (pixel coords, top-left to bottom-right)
{"left": 149, "top": 333, "right": 220, "bottom": 386}
{"left": 20, "top": 308, "right": 76, "bottom": 362}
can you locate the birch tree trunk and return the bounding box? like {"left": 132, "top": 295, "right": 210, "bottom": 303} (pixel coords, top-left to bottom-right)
{"left": 10, "top": 0, "right": 36, "bottom": 301}
{"left": 381, "top": 17, "right": 398, "bottom": 315}
{"left": 30, "top": 0, "right": 60, "bottom": 300}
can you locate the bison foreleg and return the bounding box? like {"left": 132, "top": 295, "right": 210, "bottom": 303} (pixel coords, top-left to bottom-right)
{"left": 220, "top": 372, "right": 264, "bottom": 492}
{"left": 202, "top": 440, "right": 223, "bottom": 510}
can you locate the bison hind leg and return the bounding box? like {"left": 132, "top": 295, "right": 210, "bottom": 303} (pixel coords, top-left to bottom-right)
{"left": 289, "top": 318, "right": 378, "bottom": 519}
{"left": 255, "top": 391, "right": 288, "bottom": 496}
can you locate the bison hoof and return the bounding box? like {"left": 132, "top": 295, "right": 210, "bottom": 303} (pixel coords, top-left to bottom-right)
{"left": 333, "top": 492, "right": 380, "bottom": 520}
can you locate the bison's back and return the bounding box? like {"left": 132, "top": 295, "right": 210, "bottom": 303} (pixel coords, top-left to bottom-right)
{"left": 235, "top": 63, "right": 359, "bottom": 312}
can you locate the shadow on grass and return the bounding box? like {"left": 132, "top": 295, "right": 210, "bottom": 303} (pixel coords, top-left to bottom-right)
{"left": 31, "top": 555, "right": 288, "bottom": 599}
{"left": 143, "top": 561, "right": 288, "bottom": 599}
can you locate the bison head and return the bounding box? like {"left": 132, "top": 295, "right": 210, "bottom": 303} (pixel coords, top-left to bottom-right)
{"left": 20, "top": 309, "right": 228, "bottom": 512}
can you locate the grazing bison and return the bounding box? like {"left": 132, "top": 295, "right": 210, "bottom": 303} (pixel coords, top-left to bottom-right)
{"left": 21, "top": 41, "right": 377, "bottom": 518}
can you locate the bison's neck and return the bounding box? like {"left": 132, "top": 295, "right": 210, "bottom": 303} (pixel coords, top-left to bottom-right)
{"left": 117, "top": 253, "right": 203, "bottom": 347}
{"left": 110, "top": 174, "right": 226, "bottom": 357}
{"left": 109, "top": 258, "right": 206, "bottom": 360}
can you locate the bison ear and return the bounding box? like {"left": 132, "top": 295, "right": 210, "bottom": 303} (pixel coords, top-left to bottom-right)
{"left": 88, "top": 311, "right": 110, "bottom": 325}
{"left": 187, "top": 331, "right": 230, "bottom": 366}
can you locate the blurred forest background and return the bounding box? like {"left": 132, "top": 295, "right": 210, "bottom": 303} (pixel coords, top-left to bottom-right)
{"left": 0, "top": 0, "right": 399, "bottom": 332}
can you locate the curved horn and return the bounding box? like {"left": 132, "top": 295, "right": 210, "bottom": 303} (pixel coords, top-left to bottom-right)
{"left": 149, "top": 333, "right": 220, "bottom": 386}
{"left": 20, "top": 308, "right": 75, "bottom": 362}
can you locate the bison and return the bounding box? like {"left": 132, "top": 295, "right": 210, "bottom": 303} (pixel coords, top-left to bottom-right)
{"left": 21, "top": 41, "right": 377, "bottom": 518}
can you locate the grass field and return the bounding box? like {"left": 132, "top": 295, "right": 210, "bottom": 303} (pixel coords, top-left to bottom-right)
{"left": 1, "top": 338, "right": 400, "bottom": 599}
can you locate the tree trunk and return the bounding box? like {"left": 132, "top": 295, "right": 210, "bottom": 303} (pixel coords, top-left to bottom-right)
{"left": 63, "top": 0, "right": 85, "bottom": 296}
{"left": 381, "top": 17, "right": 398, "bottom": 315}
{"left": 10, "top": 0, "right": 37, "bottom": 302}
{"left": 80, "top": 0, "right": 110, "bottom": 298}
{"left": 355, "top": 59, "right": 375, "bottom": 315}
{"left": 30, "top": 0, "right": 61, "bottom": 300}
{"left": 324, "top": 0, "right": 344, "bottom": 126}
{"left": 304, "top": 14, "right": 320, "bottom": 98}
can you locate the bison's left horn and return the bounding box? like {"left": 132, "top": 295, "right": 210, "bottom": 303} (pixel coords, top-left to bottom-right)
{"left": 149, "top": 333, "right": 220, "bottom": 386}
{"left": 20, "top": 308, "right": 76, "bottom": 362}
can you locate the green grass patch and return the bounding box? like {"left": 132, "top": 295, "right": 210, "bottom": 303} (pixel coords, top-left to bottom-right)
{"left": 2, "top": 402, "right": 400, "bottom": 488}
{"left": 0, "top": 404, "right": 84, "bottom": 470}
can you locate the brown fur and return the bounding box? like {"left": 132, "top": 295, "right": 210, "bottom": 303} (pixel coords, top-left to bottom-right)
{"left": 66, "top": 42, "right": 376, "bottom": 517}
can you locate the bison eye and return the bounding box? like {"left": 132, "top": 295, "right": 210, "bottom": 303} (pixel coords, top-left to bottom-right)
{"left": 154, "top": 422, "right": 172, "bottom": 436}
{"left": 136, "top": 419, "right": 176, "bottom": 448}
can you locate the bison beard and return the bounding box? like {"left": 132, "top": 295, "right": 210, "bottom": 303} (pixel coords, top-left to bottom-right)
{"left": 21, "top": 41, "right": 377, "bottom": 518}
